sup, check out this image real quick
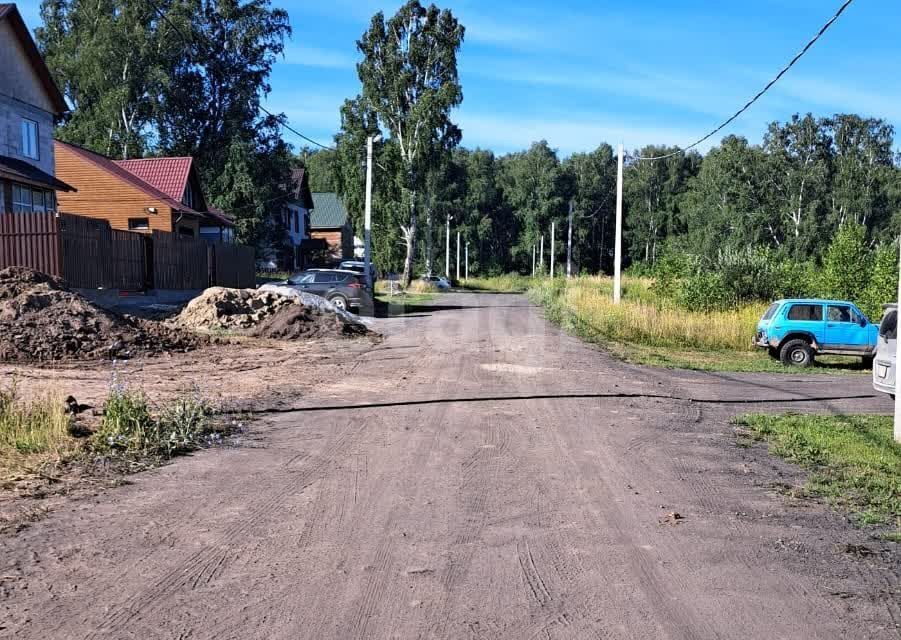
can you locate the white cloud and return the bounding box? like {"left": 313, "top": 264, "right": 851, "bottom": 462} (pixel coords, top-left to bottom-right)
{"left": 772, "top": 75, "right": 901, "bottom": 122}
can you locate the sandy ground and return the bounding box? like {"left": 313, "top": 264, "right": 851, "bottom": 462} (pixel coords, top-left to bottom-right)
{"left": 1, "top": 292, "right": 899, "bottom": 639}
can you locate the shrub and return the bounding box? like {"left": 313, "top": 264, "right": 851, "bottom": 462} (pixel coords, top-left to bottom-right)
{"left": 860, "top": 243, "right": 899, "bottom": 320}
{"left": 675, "top": 271, "right": 734, "bottom": 311}
{"left": 95, "top": 389, "right": 212, "bottom": 458}
{"left": 820, "top": 223, "right": 873, "bottom": 302}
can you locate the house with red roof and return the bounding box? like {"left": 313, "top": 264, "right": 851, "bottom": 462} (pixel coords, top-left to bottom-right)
{"left": 53, "top": 140, "right": 233, "bottom": 239}
{"left": 0, "top": 3, "right": 75, "bottom": 214}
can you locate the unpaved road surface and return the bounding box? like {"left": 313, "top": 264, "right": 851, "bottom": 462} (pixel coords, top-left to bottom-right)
{"left": 2, "top": 293, "right": 899, "bottom": 639}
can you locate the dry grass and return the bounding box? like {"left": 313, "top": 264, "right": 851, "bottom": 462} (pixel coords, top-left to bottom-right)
{"left": 0, "top": 383, "right": 74, "bottom": 480}
{"left": 406, "top": 279, "right": 440, "bottom": 294}
{"left": 462, "top": 274, "right": 535, "bottom": 293}
{"left": 532, "top": 276, "right": 765, "bottom": 352}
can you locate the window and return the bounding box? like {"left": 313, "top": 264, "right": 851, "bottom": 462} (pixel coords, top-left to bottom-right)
{"left": 787, "top": 304, "right": 823, "bottom": 321}
{"left": 827, "top": 305, "right": 858, "bottom": 323}
{"left": 294, "top": 210, "right": 300, "bottom": 233}
{"left": 11, "top": 185, "right": 54, "bottom": 214}
{"left": 12, "top": 185, "right": 32, "bottom": 213}
{"left": 21, "top": 119, "right": 39, "bottom": 160}
{"left": 183, "top": 182, "right": 194, "bottom": 208}
{"left": 879, "top": 309, "right": 897, "bottom": 340}
{"left": 313, "top": 272, "right": 337, "bottom": 284}
{"left": 128, "top": 218, "right": 150, "bottom": 231}
{"left": 762, "top": 303, "right": 780, "bottom": 320}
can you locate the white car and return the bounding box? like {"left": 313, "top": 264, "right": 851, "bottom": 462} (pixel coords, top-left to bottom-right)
{"left": 421, "top": 275, "right": 451, "bottom": 290}
{"left": 873, "top": 304, "right": 896, "bottom": 398}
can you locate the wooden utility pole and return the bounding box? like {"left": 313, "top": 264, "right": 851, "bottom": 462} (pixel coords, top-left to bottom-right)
{"left": 613, "top": 143, "right": 624, "bottom": 303}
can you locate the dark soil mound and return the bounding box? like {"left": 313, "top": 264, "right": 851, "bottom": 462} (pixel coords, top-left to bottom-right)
{"left": 0, "top": 267, "right": 205, "bottom": 362}
{"left": 252, "top": 305, "right": 373, "bottom": 340}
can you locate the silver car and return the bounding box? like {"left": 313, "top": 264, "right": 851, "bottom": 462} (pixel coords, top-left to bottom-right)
{"left": 872, "top": 304, "right": 896, "bottom": 397}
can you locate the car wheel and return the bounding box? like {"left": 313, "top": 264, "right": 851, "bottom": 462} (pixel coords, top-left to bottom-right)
{"left": 329, "top": 294, "right": 348, "bottom": 311}
{"left": 861, "top": 355, "right": 874, "bottom": 368}
{"left": 779, "top": 339, "right": 814, "bottom": 367}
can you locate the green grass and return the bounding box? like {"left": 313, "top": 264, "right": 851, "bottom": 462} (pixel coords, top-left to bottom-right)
{"left": 461, "top": 274, "right": 535, "bottom": 293}
{"left": 528, "top": 276, "right": 868, "bottom": 375}
{"left": 0, "top": 384, "right": 73, "bottom": 479}
{"left": 734, "top": 414, "right": 900, "bottom": 534}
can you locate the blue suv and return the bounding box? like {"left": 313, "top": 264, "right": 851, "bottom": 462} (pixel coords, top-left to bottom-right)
{"left": 754, "top": 299, "right": 878, "bottom": 367}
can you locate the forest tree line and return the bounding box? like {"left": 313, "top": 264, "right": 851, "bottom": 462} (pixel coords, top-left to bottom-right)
{"left": 304, "top": 112, "right": 901, "bottom": 278}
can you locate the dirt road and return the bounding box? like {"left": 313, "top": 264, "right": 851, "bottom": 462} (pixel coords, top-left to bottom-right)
{"left": 2, "top": 293, "right": 899, "bottom": 639}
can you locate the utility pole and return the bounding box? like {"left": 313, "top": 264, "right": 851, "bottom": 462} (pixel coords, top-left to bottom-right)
{"left": 895, "top": 243, "right": 901, "bottom": 443}
{"left": 539, "top": 235, "right": 544, "bottom": 274}
{"left": 445, "top": 214, "right": 451, "bottom": 278}
{"left": 456, "top": 231, "right": 461, "bottom": 282}
{"left": 566, "top": 199, "right": 574, "bottom": 278}
{"left": 465, "top": 242, "right": 469, "bottom": 281}
{"left": 363, "top": 135, "right": 377, "bottom": 292}
{"left": 532, "top": 244, "right": 536, "bottom": 277}
{"left": 550, "top": 221, "right": 555, "bottom": 278}
{"left": 613, "top": 143, "right": 624, "bottom": 303}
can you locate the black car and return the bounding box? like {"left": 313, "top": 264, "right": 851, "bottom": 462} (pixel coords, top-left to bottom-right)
{"left": 279, "top": 269, "right": 372, "bottom": 312}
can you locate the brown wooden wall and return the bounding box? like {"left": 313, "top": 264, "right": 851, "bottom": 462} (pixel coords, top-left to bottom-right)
{"left": 58, "top": 214, "right": 147, "bottom": 290}
{"left": 310, "top": 227, "right": 352, "bottom": 259}
{"left": 152, "top": 230, "right": 210, "bottom": 290}
{"left": 54, "top": 143, "right": 176, "bottom": 233}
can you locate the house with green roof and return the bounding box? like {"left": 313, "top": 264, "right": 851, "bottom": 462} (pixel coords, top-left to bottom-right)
{"left": 310, "top": 192, "right": 353, "bottom": 260}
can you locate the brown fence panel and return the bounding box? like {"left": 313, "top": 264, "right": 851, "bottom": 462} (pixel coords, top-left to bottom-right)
{"left": 0, "top": 211, "right": 61, "bottom": 276}
{"left": 212, "top": 242, "right": 255, "bottom": 288}
{"left": 58, "top": 214, "right": 146, "bottom": 290}
{"left": 152, "top": 230, "right": 210, "bottom": 290}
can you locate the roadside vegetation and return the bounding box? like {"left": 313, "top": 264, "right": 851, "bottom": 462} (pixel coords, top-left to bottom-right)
{"left": 734, "top": 414, "right": 900, "bottom": 538}
{"left": 1, "top": 381, "right": 236, "bottom": 487}
{"left": 461, "top": 275, "right": 534, "bottom": 293}
{"left": 524, "top": 225, "right": 899, "bottom": 373}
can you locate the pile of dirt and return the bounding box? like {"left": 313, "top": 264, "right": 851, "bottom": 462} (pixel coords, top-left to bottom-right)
{"left": 175, "top": 287, "right": 298, "bottom": 331}
{"left": 0, "top": 267, "right": 204, "bottom": 362}
{"left": 175, "top": 286, "right": 374, "bottom": 340}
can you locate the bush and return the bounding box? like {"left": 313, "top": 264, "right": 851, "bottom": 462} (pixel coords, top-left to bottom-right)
{"left": 820, "top": 223, "right": 873, "bottom": 302}
{"left": 675, "top": 271, "right": 734, "bottom": 311}
{"left": 860, "top": 243, "right": 899, "bottom": 320}
{"left": 95, "top": 389, "right": 212, "bottom": 458}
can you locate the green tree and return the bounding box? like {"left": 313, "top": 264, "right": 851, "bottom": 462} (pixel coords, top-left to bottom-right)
{"left": 355, "top": 1, "right": 464, "bottom": 286}
{"left": 820, "top": 223, "right": 873, "bottom": 302}
{"left": 37, "top": 0, "right": 168, "bottom": 158}
{"left": 861, "top": 242, "right": 899, "bottom": 320}
{"left": 563, "top": 144, "right": 617, "bottom": 273}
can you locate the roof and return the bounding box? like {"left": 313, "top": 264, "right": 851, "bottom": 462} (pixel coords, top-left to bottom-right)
{"left": 310, "top": 192, "right": 349, "bottom": 229}
{"left": 54, "top": 140, "right": 202, "bottom": 216}
{"left": 0, "top": 4, "right": 68, "bottom": 115}
{"left": 115, "top": 157, "right": 193, "bottom": 203}
{"left": 775, "top": 299, "right": 862, "bottom": 306}
{"left": 290, "top": 167, "right": 315, "bottom": 210}
{"left": 0, "top": 153, "right": 75, "bottom": 192}
{"left": 203, "top": 207, "right": 235, "bottom": 228}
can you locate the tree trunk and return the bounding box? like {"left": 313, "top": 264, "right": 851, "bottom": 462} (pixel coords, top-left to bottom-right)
{"left": 401, "top": 188, "right": 418, "bottom": 287}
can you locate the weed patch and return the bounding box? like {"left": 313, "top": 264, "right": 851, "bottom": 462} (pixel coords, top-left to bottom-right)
{"left": 734, "top": 413, "right": 900, "bottom": 534}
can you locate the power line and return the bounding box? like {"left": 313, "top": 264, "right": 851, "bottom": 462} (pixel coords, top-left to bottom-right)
{"left": 144, "top": 0, "right": 334, "bottom": 152}
{"left": 635, "top": 0, "right": 855, "bottom": 162}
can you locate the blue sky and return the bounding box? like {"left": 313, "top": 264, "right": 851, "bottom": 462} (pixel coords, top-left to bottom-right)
{"left": 16, "top": 0, "right": 901, "bottom": 156}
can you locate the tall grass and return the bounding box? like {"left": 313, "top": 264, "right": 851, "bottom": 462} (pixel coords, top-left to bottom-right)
{"left": 530, "top": 276, "right": 765, "bottom": 352}
{"left": 0, "top": 384, "right": 73, "bottom": 477}
{"left": 463, "top": 274, "right": 535, "bottom": 293}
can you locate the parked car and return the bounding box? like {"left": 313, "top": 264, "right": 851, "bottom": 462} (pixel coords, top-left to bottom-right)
{"left": 873, "top": 304, "right": 897, "bottom": 397}
{"left": 421, "top": 275, "right": 451, "bottom": 290}
{"left": 338, "top": 260, "right": 377, "bottom": 287}
{"left": 754, "top": 298, "right": 878, "bottom": 367}
{"left": 276, "top": 269, "right": 372, "bottom": 312}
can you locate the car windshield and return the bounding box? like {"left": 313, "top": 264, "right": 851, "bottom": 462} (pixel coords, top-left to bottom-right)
{"left": 761, "top": 303, "right": 779, "bottom": 321}
{"left": 880, "top": 309, "right": 897, "bottom": 340}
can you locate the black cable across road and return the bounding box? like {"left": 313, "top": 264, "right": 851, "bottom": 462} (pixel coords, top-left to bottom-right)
{"left": 635, "top": 0, "right": 855, "bottom": 162}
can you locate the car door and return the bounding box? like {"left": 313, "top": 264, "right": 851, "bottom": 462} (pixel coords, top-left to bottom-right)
{"left": 825, "top": 304, "right": 870, "bottom": 349}
{"left": 310, "top": 271, "right": 338, "bottom": 296}
{"left": 785, "top": 303, "right": 826, "bottom": 344}
{"left": 287, "top": 272, "right": 315, "bottom": 291}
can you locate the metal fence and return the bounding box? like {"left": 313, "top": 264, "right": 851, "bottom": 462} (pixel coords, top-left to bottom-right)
{"left": 0, "top": 211, "right": 254, "bottom": 291}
